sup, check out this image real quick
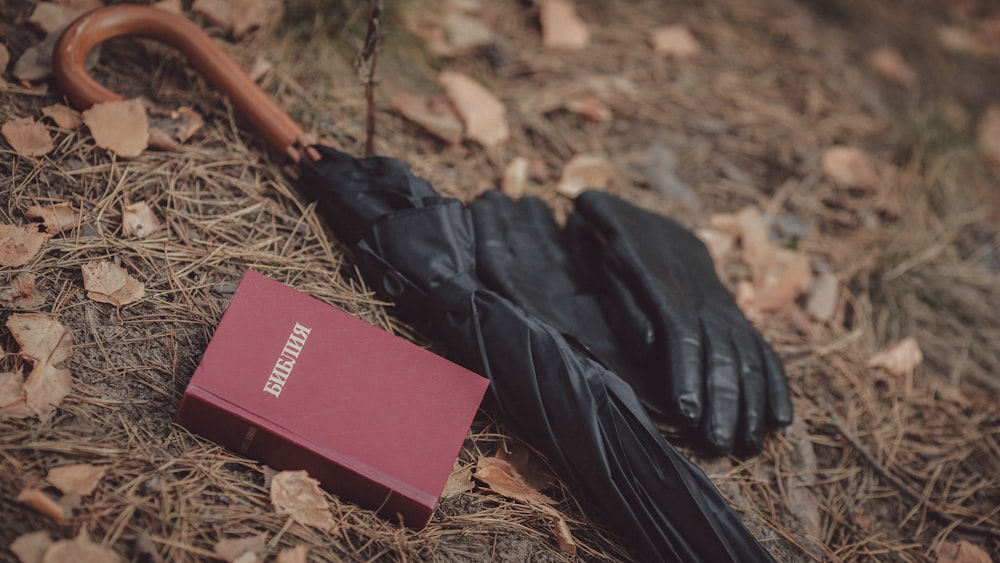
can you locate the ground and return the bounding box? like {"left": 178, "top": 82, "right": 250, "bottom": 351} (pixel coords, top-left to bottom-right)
{"left": 2, "top": 0, "right": 999, "bottom": 561}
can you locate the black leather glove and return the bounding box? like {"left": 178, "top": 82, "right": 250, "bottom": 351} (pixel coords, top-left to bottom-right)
{"left": 471, "top": 189, "right": 793, "bottom": 454}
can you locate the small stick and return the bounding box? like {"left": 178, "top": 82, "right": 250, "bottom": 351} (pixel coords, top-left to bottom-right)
{"left": 356, "top": 0, "right": 384, "bottom": 158}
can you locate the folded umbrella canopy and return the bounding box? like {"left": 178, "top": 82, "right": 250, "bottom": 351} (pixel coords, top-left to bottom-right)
{"left": 53, "top": 6, "right": 777, "bottom": 561}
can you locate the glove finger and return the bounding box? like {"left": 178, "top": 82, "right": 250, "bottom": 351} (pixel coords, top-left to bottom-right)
{"left": 760, "top": 336, "right": 793, "bottom": 426}
{"left": 701, "top": 318, "right": 740, "bottom": 454}
{"left": 731, "top": 329, "right": 766, "bottom": 454}
{"left": 666, "top": 317, "right": 704, "bottom": 426}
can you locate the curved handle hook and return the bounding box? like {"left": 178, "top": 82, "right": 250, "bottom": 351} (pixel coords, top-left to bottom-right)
{"left": 53, "top": 4, "right": 312, "bottom": 161}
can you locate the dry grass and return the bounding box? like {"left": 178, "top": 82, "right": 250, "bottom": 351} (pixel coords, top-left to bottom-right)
{"left": 2, "top": 0, "right": 1000, "bottom": 561}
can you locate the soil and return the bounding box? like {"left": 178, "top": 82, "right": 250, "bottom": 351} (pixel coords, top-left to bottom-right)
{"left": 2, "top": 0, "right": 999, "bottom": 561}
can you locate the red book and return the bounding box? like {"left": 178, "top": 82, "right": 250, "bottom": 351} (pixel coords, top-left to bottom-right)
{"left": 176, "top": 269, "right": 489, "bottom": 528}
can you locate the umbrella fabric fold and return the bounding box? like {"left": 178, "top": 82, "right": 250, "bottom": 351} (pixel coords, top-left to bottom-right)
{"left": 299, "top": 146, "right": 774, "bottom": 562}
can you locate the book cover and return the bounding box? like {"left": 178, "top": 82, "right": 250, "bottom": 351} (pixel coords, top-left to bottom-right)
{"left": 175, "top": 269, "right": 489, "bottom": 528}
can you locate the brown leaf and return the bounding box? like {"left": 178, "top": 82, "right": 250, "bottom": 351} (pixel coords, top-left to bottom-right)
{"left": 38, "top": 103, "right": 81, "bottom": 129}
{"left": 539, "top": 0, "right": 589, "bottom": 50}
{"left": 82, "top": 99, "right": 149, "bottom": 158}
{"left": 147, "top": 106, "right": 204, "bottom": 150}
{"left": 275, "top": 546, "right": 309, "bottom": 563}
{"left": 439, "top": 71, "right": 509, "bottom": 147}
{"left": 3, "top": 117, "right": 54, "bottom": 157}
{"left": 474, "top": 456, "right": 555, "bottom": 506}
{"left": 865, "top": 46, "right": 917, "bottom": 87}
{"left": 805, "top": 270, "right": 839, "bottom": 322}
{"left": 214, "top": 534, "right": 266, "bottom": 563}
{"left": 122, "top": 202, "right": 162, "bottom": 238}
{"left": 269, "top": 470, "right": 336, "bottom": 532}
{"left": 501, "top": 157, "right": 530, "bottom": 199}
{"left": 551, "top": 515, "right": 577, "bottom": 555}
{"left": 390, "top": 90, "right": 464, "bottom": 145}
{"left": 24, "top": 362, "right": 73, "bottom": 421}
{"left": 10, "top": 530, "right": 54, "bottom": 563}
{"left": 0, "top": 272, "right": 44, "bottom": 310}
{"left": 46, "top": 464, "right": 108, "bottom": 496}
{"left": 557, "top": 154, "right": 612, "bottom": 197}
{"left": 734, "top": 208, "right": 812, "bottom": 314}
{"left": 25, "top": 203, "right": 81, "bottom": 235}
{"left": 29, "top": 2, "right": 87, "bottom": 35}
{"left": 440, "top": 463, "right": 474, "bottom": 499}
{"left": 0, "top": 371, "right": 32, "bottom": 419}
{"left": 17, "top": 487, "right": 70, "bottom": 524}
{"left": 443, "top": 12, "right": 496, "bottom": 51}
{"left": 935, "top": 540, "right": 992, "bottom": 563}
{"left": 81, "top": 261, "right": 146, "bottom": 307}
{"left": 0, "top": 43, "right": 10, "bottom": 74}
{"left": 193, "top": 0, "right": 266, "bottom": 38}
{"left": 248, "top": 56, "right": 272, "bottom": 82}
{"left": 496, "top": 439, "right": 555, "bottom": 492}
{"left": 976, "top": 105, "right": 1000, "bottom": 167}
{"left": 41, "top": 529, "right": 121, "bottom": 563}
{"left": 821, "top": 146, "right": 880, "bottom": 190}
{"left": 868, "top": 337, "right": 923, "bottom": 378}
{"left": 0, "top": 224, "right": 47, "bottom": 267}
{"left": 650, "top": 25, "right": 702, "bottom": 58}
{"left": 153, "top": 0, "right": 183, "bottom": 14}
{"left": 7, "top": 313, "right": 73, "bottom": 365}
{"left": 564, "top": 97, "right": 612, "bottom": 122}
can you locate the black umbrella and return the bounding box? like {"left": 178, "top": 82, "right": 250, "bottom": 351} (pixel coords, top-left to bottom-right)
{"left": 53, "top": 6, "right": 777, "bottom": 561}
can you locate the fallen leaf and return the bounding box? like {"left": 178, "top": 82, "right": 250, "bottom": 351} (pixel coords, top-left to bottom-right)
{"left": 935, "top": 540, "right": 992, "bottom": 563}
{"left": 501, "top": 157, "right": 530, "bottom": 199}
{"left": 53, "top": 0, "right": 104, "bottom": 9}
{"left": 25, "top": 203, "right": 81, "bottom": 235}
{"left": 24, "top": 362, "right": 73, "bottom": 421}
{"left": 146, "top": 106, "right": 204, "bottom": 150}
{"left": 0, "top": 272, "right": 43, "bottom": 310}
{"left": 275, "top": 546, "right": 309, "bottom": 563}
{"left": 10, "top": 530, "right": 54, "bottom": 563}
{"left": 976, "top": 105, "right": 1000, "bottom": 167}
{"left": 0, "top": 224, "right": 47, "bottom": 267}
{"left": 7, "top": 313, "right": 73, "bottom": 365}
{"left": 474, "top": 456, "right": 555, "bottom": 506}
{"left": 133, "top": 530, "right": 162, "bottom": 563}
{"left": 868, "top": 337, "right": 923, "bottom": 377}
{"left": 122, "top": 202, "right": 162, "bottom": 238}
{"left": 821, "top": 146, "right": 880, "bottom": 190}
{"left": 29, "top": 2, "right": 87, "bottom": 35}
{"left": 551, "top": 515, "right": 577, "bottom": 555}
{"left": 81, "top": 261, "right": 146, "bottom": 307}
{"left": 540, "top": 0, "right": 590, "bottom": 50}
{"left": 390, "top": 90, "right": 464, "bottom": 145}
{"left": 248, "top": 56, "right": 272, "bottom": 82}
{"left": 441, "top": 463, "right": 474, "bottom": 499}
{"left": 269, "top": 470, "right": 336, "bottom": 532}
{"left": 17, "top": 487, "right": 69, "bottom": 524}
{"left": 153, "top": 0, "right": 183, "bottom": 14}
{"left": 41, "top": 529, "right": 121, "bottom": 563}
{"left": 734, "top": 208, "right": 812, "bottom": 314}
{"left": 439, "top": 71, "right": 509, "bottom": 147}
{"left": 443, "top": 11, "right": 496, "bottom": 50}
{"left": 41, "top": 104, "right": 84, "bottom": 130}
{"left": 3, "top": 117, "right": 54, "bottom": 157}
{"left": 214, "top": 534, "right": 266, "bottom": 563}
{"left": 805, "top": 270, "right": 839, "bottom": 322}
{"left": 0, "top": 371, "right": 32, "bottom": 419}
{"left": 938, "top": 25, "right": 1000, "bottom": 58}
{"left": 650, "top": 25, "right": 702, "bottom": 58}
{"left": 82, "top": 99, "right": 149, "bottom": 158}
{"left": 556, "top": 154, "right": 612, "bottom": 197}
{"left": 496, "top": 439, "right": 555, "bottom": 492}
{"left": 193, "top": 0, "right": 266, "bottom": 38}
{"left": 46, "top": 464, "right": 108, "bottom": 496}
{"left": 13, "top": 35, "right": 57, "bottom": 82}
{"left": 564, "top": 97, "right": 611, "bottom": 122}
{"left": 865, "top": 46, "right": 917, "bottom": 87}
{"left": 0, "top": 43, "right": 10, "bottom": 74}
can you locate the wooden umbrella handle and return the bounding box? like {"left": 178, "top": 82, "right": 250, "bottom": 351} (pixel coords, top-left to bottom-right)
{"left": 53, "top": 4, "right": 313, "bottom": 161}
